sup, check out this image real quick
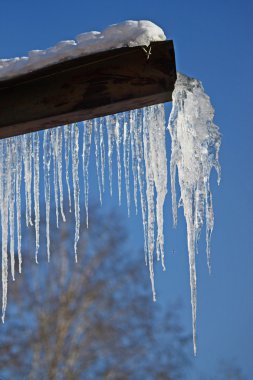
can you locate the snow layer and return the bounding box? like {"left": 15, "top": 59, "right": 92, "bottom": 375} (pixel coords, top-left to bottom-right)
{"left": 168, "top": 73, "right": 221, "bottom": 355}
{"left": 0, "top": 20, "right": 166, "bottom": 81}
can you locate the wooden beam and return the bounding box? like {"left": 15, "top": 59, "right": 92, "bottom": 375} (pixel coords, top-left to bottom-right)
{"left": 0, "top": 40, "right": 176, "bottom": 139}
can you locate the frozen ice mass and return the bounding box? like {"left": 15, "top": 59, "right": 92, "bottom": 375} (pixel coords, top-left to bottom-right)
{"left": 0, "top": 21, "right": 221, "bottom": 355}
{"left": 169, "top": 73, "right": 221, "bottom": 354}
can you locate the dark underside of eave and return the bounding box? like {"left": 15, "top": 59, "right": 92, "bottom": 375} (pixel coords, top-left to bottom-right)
{"left": 0, "top": 40, "right": 176, "bottom": 139}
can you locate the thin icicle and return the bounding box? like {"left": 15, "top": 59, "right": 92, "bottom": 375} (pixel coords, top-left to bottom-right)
{"left": 123, "top": 112, "right": 131, "bottom": 216}
{"left": 205, "top": 187, "right": 213, "bottom": 272}
{"left": 51, "top": 128, "right": 59, "bottom": 228}
{"left": 93, "top": 119, "right": 102, "bottom": 204}
{"left": 9, "top": 139, "right": 16, "bottom": 280}
{"left": 71, "top": 123, "right": 80, "bottom": 261}
{"left": 33, "top": 132, "right": 40, "bottom": 263}
{"left": 115, "top": 114, "right": 122, "bottom": 205}
{"left": 56, "top": 127, "right": 66, "bottom": 222}
{"left": 22, "top": 134, "right": 33, "bottom": 227}
{"left": 43, "top": 129, "right": 52, "bottom": 262}
{"left": 149, "top": 104, "right": 167, "bottom": 269}
{"left": 106, "top": 115, "right": 115, "bottom": 196}
{"left": 1, "top": 141, "right": 9, "bottom": 323}
{"left": 185, "top": 203, "right": 197, "bottom": 356}
{"left": 168, "top": 72, "right": 221, "bottom": 355}
{"left": 130, "top": 110, "right": 138, "bottom": 214}
{"left": 99, "top": 118, "right": 105, "bottom": 193}
{"left": 82, "top": 120, "right": 92, "bottom": 228}
{"left": 64, "top": 125, "right": 72, "bottom": 213}
{"left": 16, "top": 137, "right": 22, "bottom": 273}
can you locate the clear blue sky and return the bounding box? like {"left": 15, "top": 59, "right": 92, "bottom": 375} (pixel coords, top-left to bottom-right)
{"left": 0, "top": 0, "right": 252, "bottom": 378}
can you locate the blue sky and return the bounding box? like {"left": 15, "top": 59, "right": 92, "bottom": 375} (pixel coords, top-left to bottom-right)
{"left": 0, "top": 0, "right": 252, "bottom": 378}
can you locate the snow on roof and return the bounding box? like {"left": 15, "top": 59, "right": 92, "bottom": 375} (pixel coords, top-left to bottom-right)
{"left": 0, "top": 20, "right": 166, "bottom": 81}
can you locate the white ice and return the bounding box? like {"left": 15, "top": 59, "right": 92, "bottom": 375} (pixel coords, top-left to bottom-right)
{"left": 168, "top": 72, "right": 221, "bottom": 355}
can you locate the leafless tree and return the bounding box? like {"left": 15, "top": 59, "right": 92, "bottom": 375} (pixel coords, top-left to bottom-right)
{"left": 202, "top": 360, "right": 248, "bottom": 380}
{"left": 0, "top": 207, "right": 191, "bottom": 380}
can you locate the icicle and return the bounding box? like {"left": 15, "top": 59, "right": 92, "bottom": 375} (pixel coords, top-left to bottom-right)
{"left": 22, "top": 134, "right": 33, "bottom": 227}
{"left": 1, "top": 141, "right": 9, "bottom": 323}
{"left": 134, "top": 109, "right": 148, "bottom": 265}
{"left": 56, "top": 127, "right": 66, "bottom": 223}
{"left": 99, "top": 118, "right": 106, "bottom": 193}
{"left": 168, "top": 72, "right": 221, "bottom": 355}
{"left": 149, "top": 104, "right": 167, "bottom": 269}
{"left": 64, "top": 125, "right": 72, "bottom": 213}
{"left": 51, "top": 128, "right": 59, "bottom": 228}
{"left": 93, "top": 119, "right": 102, "bottom": 204}
{"left": 143, "top": 107, "right": 156, "bottom": 301}
{"left": 123, "top": 112, "right": 131, "bottom": 216}
{"left": 106, "top": 115, "right": 115, "bottom": 196}
{"left": 9, "top": 139, "right": 16, "bottom": 280}
{"left": 43, "top": 129, "right": 52, "bottom": 262}
{"left": 170, "top": 142, "right": 179, "bottom": 228}
{"left": 82, "top": 120, "right": 92, "bottom": 228}
{"left": 15, "top": 137, "right": 22, "bottom": 273}
{"left": 33, "top": 132, "right": 40, "bottom": 263}
{"left": 71, "top": 123, "right": 80, "bottom": 261}
{"left": 130, "top": 110, "right": 138, "bottom": 214}
{"left": 115, "top": 114, "right": 122, "bottom": 205}
{"left": 205, "top": 187, "right": 213, "bottom": 271}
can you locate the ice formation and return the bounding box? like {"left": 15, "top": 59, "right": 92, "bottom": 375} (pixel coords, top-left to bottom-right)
{"left": 168, "top": 73, "right": 221, "bottom": 355}
{"left": 0, "top": 105, "right": 167, "bottom": 323}
{"left": 0, "top": 26, "right": 221, "bottom": 352}
{"left": 0, "top": 20, "right": 166, "bottom": 81}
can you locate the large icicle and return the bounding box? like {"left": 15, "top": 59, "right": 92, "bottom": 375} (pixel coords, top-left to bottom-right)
{"left": 115, "top": 114, "right": 122, "bottom": 206}
{"left": 134, "top": 109, "right": 148, "bottom": 264}
{"left": 15, "top": 137, "right": 22, "bottom": 273}
{"left": 43, "top": 129, "right": 52, "bottom": 262}
{"left": 64, "top": 125, "right": 72, "bottom": 213}
{"left": 106, "top": 115, "right": 115, "bottom": 196}
{"left": 142, "top": 104, "right": 168, "bottom": 298}
{"left": 82, "top": 120, "right": 92, "bottom": 228}
{"left": 93, "top": 118, "right": 102, "bottom": 204}
{"left": 99, "top": 118, "right": 106, "bottom": 193}
{"left": 22, "top": 134, "right": 33, "bottom": 227}
{"left": 9, "top": 139, "right": 16, "bottom": 280}
{"left": 149, "top": 104, "right": 167, "bottom": 269}
{"left": 51, "top": 128, "right": 60, "bottom": 228}
{"left": 56, "top": 127, "right": 66, "bottom": 223}
{"left": 1, "top": 140, "right": 9, "bottom": 323}
{"left": 123, "top": 112, "right": 131, "bottom": 216}
{"left": 130, "top": 110, "right": 138, "bottom": 214}
{"left": 168, "top": 72, "right": 221, "bottom": 355}
{"left": 71, "top": 123, "right": 80, "bottom": 261}
{"left": 143, "top": 107, "right": 156, "bottom": 301}
{"left": 33, "top": 132, "right": 40, "bottom": 263}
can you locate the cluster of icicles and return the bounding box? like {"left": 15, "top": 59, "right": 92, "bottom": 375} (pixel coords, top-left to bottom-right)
{"left": 0, "top": 73, "right": 221, "bottom": 354}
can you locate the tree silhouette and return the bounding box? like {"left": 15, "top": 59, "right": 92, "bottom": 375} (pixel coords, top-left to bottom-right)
{"left": 0, "top": 207, "right": 191, "bottom": 380}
